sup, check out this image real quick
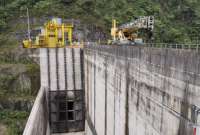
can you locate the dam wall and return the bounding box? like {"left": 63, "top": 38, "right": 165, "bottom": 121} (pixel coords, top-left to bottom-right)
{"left": 84, "top": 45, "right": 200, "bottom": 135}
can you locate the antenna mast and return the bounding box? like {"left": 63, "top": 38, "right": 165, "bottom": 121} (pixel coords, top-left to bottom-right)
{"left": 27, "top": 8, "right": 31, "bottom": 40}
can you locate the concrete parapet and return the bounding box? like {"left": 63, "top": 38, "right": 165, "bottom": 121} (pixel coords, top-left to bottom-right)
{"left": 23, "top": 87, "right": 49, "bottom": 135}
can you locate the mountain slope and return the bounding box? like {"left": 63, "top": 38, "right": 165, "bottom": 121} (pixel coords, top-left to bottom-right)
{"left": 1, "top": 0, "right": 200, "bottom": 43}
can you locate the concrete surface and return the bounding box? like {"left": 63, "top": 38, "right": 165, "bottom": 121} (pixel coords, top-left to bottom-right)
{"left": 23, "top": 47, "right": 84, "bottom": 135}
{"left": 84, "top": 45, "right": 200, "bottom": 135}
{"left": 23, "top": 87, "right": 49, "bottom": 135}
{"left": 24, "top": 45, "right": 200, "bottom": 135}
{"left": 40, "top": 48, "right": 83, "bottom": 90}
{"left": 40, "top": 47, "right": 84, "bottom": 133}
{"left": 53, "top": 131, "right": 84, "bottom": 135}
{"left": 0, "top": 123, "right": 7, "bottom": 135}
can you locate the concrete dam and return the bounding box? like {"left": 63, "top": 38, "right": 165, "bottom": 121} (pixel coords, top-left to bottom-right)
{"left": 23, "top": 45, "right": 200, "bottom": 135}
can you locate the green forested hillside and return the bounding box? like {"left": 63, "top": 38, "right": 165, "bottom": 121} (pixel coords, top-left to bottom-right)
{"left": 1, "top": 0, "right": 200, "bottom": 43}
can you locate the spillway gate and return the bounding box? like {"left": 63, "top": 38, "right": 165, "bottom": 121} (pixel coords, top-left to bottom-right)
{"left": 40, "top": 47, "right": 85, "bottom": 133}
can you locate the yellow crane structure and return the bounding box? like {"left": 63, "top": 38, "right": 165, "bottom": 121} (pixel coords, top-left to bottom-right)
{"left": 23, "top": 18, "right": 75, "bottom": 48}
{"left": 110, "top": 16, "right": 154, "bottom": 45}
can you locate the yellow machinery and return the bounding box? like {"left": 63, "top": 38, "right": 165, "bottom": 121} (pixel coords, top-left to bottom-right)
{"left": 23, "top": 18, "right": 74, "bottom": 48}
{"left": 110, "top": 16, "right": 154, "bottom": 45}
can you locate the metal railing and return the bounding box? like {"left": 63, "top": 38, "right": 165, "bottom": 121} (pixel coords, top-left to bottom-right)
{"left": 145, "top": 43, "right": 200, "bottom": 50}
{"left": 85, "top": 42, "right": 200, "bottom": 51}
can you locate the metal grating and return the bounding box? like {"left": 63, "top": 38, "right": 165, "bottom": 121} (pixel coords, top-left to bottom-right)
{"left": 49, "top": 90, "right": 84, "bottom": 133}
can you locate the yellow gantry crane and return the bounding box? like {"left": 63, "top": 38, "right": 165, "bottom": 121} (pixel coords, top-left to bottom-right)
{"left": 23, "top": 18, "right": 75, "bottom": 48}
{"left": 110, "top": 16, "right": 154, "bottom": 45}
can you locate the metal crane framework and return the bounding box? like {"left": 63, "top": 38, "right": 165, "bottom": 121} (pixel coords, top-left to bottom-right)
{"left": 23, "top": 18, "right": 78, "bottom": 48}
{"left": 111, "top": 16, "right": 154, "bottom": 44}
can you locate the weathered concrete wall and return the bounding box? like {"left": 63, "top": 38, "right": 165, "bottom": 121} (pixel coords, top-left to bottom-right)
{"left": 40, "top": 48, "right": 83, "bottom": 91}
{"left": 84, "top": 45, "right": 200, "bottom": 135}
{"left": 40, "top": 47, "right": 85, "bottom": 133}
{"left": 23, "top": 87, "right": 49, "bottom": 135}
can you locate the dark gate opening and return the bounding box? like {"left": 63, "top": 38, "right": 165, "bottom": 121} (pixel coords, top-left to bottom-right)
{"left": 49, "top": 90, "right": 84, "bottom": 133}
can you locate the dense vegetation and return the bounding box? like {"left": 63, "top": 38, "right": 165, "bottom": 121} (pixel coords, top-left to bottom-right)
{"left": 1, "top": 0, "right": 200, "bottom": 43}
{"left": 0, "top": 110, "right": 28, "bottom": 135}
